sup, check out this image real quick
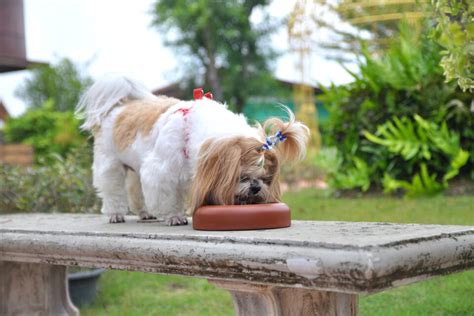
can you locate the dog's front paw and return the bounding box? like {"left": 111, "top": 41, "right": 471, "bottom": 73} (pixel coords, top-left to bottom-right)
{"left": 109, "top": 213, "right": 125, "bottom": 223}
{"left": 139, "top": 210, "right": 157, "bottom": 221}
{"left": 166, "top": 215, "right": 188, "bottom": 226}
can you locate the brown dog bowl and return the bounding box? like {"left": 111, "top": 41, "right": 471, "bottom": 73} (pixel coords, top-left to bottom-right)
{"left": 192, "top": 202, "right": 291, "bottom": 231}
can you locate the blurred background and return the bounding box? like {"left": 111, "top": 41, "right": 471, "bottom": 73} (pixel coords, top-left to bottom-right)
{"left": 0, "top": 0, "right": 473, "bottom": 314}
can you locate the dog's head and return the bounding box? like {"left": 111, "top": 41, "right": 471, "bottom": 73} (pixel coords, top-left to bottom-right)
{"left": 190, "top": 110, "right": 309, "bottom": 213}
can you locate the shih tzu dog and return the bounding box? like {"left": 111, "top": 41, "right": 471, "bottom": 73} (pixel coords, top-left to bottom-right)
{"left": 76, "top": 76, "right": 309, "bottom": 225}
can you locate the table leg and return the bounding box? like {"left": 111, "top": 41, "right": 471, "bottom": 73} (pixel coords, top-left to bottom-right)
{"left": 0, "top": 261, "right": 78, "bottom": 316}
{"left": 210, "top": 280, "right": 357, "bottom": 316}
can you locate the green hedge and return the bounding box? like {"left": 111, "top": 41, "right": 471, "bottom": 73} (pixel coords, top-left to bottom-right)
{"left": 318, "top": 22, "right": 472, "bottom": 196}
{"left": 0, "top": 147, "right": 99, "bottom": 214}
{"left": 3, "top": 103, "right": 88, "bottom": 164}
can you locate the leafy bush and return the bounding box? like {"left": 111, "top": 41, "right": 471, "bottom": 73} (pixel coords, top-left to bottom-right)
{"left": 313, "top": 147, "right": 370, "bottom": 192}
{"left": 280, "top": 148, "right": 325, "bottom": 189}
{"left": 3, "top": 102, "right": 88, "bottom": 163}
{"left": 0, "top": 147, "right": 99, "bottom": 214}
{"left": 320, "top": 21, "right": 473, "bottom": 194}
{"left": 432, "top": 0, "right": 473, "bottom": 91}
{"left": 365, "top": 115, "right": 469, "bottom": 196}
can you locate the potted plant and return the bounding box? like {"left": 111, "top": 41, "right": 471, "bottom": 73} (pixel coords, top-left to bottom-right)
{"left": 68, "top": 267, "right": 106, "bottom": 306}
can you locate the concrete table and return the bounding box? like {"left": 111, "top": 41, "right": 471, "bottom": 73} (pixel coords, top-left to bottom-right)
{"left": 0, "top": 214, "right": 473, "bottom": 315}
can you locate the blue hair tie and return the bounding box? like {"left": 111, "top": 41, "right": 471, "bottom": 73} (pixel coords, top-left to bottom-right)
{"left": 262, "top": 130, "right": 287, "bottom": 151}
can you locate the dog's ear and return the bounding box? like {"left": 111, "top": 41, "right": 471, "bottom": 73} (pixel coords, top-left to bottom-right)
{"left": 191, "top": 138, "right": 242, "bottom": 213}
{"left": 263, "top": 107, "right": 310, "bottom": 164}
{"left": 263, "top": 150, "right": 282, "bottom": 202}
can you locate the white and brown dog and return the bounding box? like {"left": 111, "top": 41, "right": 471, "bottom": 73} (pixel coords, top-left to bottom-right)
{"left": 76, "top": 76, "right": 309, "bottom": 225}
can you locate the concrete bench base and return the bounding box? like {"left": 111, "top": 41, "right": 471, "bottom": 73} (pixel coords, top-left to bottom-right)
{"left": 0, "top": 262, "right": 78, "bottom": 316}
{"left": 0, "top": 261, "right": 356, "bottom": 316}
{"left": 211, "top": 280, "right": 357, "bottom": 315}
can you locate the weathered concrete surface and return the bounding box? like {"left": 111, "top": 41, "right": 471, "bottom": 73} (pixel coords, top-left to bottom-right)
{"left": 0, "top": 261, "right": 78, "bottom": 315}
{"left": 0, "top": 214, "right": 473, "bottom": 294}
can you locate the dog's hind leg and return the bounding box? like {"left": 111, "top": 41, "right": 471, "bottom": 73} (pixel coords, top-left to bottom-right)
{"left": 93, "top": 152, "right": 129, "bottom": 223}
{"left": 140, "top": 157, "right": 188, "bottom": 226}
{"left": 125, "top": 169, "right": 156, "bottom": 220}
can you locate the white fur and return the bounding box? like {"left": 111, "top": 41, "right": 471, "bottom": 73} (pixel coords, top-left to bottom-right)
{"left": 76, "top": 75, "right": 157, "bottom": 131}
{"left": 77, "top": 76, "right": 262, "bottom": 223}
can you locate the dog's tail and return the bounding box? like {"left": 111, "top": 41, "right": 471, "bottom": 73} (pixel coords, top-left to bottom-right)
{"left": 262, "top": 106, "right": 310, "bottom": 163}
{"left": 75, "top": 75, "right": 156, "bottom": 131}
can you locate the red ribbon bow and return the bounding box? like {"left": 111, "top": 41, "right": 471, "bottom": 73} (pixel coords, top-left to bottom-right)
{"left": 193, "top": 88, "right": 213, "bottom": 100}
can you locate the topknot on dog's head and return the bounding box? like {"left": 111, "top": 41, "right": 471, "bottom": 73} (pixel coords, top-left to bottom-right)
{"left": 260, "top": 106, "right": 310, "bottom": 164}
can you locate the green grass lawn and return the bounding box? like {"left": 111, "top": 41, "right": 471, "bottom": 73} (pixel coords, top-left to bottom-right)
{"left": 81, "top": 191, "right": 474, "bottom": 315}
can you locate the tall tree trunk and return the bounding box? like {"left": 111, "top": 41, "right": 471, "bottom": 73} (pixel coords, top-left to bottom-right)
{"left": 235, "top": 40, "right": 250, "bottom": 113}
{"left": 235, "top": 93, "right": 245, "bottom": 113}
{"left": 203, "top": 27, "right": 223, "bottom": 101}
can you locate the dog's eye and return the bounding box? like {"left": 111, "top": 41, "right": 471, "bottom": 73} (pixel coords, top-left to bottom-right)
{"left": 262, "top": 176, "right": 273, "bottom": 185}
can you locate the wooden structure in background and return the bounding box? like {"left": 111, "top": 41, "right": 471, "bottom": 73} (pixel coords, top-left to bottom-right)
{"left": 287, "top": 0, "right": 428, "bottom": 154}
{"left": 0, "top": 144, "right": 34, "bottom": 166}
{"left": 336, "top": 0, "right": 427, "bottom": 26}
{"left": 0, "top": 100, "right": 8, "bottom": 122}
{"left": 0, "top": 1, "right": 36, "bottom": 167}
{"left": 0, "top": 99, "right": 8, "bottom": 136}
{"left": 0, "top": 0, "right": 42, "bottom": 73}
{"left": 303, "top": 0, "right": 427, "bottom": 55}
{"left": 288, "top": 0, "right": 321, "bottom": 153}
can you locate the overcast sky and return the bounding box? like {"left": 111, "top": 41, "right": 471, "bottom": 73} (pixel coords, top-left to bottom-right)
{"left": 0, "top": 0, "right": 353, "bottom": 117}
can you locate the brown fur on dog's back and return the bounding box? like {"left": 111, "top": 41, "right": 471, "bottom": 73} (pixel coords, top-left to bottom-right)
{"left": 113, "top": 96, "right": 180, "bottom": 150}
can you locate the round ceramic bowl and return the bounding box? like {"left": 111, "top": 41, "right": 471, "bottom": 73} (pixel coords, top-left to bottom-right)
{"left": 192, "top": 202, "right": 291, "bottom": 231}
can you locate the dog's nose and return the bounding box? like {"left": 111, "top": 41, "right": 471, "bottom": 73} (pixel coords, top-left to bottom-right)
{"left": 250, "top": 180, "right": 261, "bottom": 195}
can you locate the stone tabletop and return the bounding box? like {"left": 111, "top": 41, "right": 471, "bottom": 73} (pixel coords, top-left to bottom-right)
{"left": 1, "top": 214, "right": 473, "bottom": 293}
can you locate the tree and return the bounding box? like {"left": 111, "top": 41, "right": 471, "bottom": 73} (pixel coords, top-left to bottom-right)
{"left": 15, "top": 58, "right": 92, "bottom": 112}
{"left": 151, "top": 0, "right": 278, "bottom": 112}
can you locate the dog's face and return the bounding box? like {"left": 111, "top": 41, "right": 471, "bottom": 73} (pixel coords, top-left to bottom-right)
{"left": 190, "top": 111, "right": 309, "bottom": 214}
{"left": 234, "top": 144, "right": 280, "bottom": 205}
{"left": 191, "top": 136, "right": 281, "bottom": 211}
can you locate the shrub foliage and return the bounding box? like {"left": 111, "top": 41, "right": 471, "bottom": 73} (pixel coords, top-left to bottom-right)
{"left": 3, "top": 103, "right": 88, "bottom": 163}
{"left": 432, "top": 0, "right": 473, "bottom": 91}
{"left": 319, "top": 22, "right": 472, "bottom": 195}
{"left": 0, "top": 147, "right": 99, "bottom": 214}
